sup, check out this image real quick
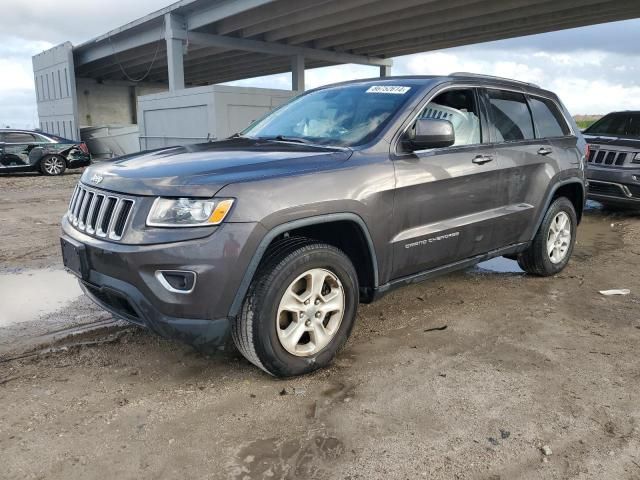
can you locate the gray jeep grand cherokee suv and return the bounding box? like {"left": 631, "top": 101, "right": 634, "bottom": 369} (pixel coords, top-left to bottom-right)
{"left": 60, "top": 74, "right": 586, "bottom": 377}
{"left": 583, "top": 111, "right": 640, "bottom": 208}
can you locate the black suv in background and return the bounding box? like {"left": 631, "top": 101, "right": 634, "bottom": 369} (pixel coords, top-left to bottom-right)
{"left": 583, "top": 111, "right": 640, "bottom": 208}
{"left": 0, "top": 129, "right": 91, "bottom": 176}
{"left": 61, "top": 74, "right": 586, "bottom": 377}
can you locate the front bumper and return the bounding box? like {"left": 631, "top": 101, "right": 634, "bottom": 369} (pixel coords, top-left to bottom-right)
{"left": 61, "top": 216, "right": 264, "bottom": 349}
{"left": 586, "top": 165, "right": 640, "bottom": 205}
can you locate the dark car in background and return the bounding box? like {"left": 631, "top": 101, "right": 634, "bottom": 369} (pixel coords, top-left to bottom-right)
{"left": 584, "top": 111, "right": 640, "bottom": 208}
{"left": 0, "top": 129, "right": 91, "bottom": 176}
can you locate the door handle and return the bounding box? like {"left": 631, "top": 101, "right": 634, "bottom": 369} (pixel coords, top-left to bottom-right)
{"left": 538, "top": 147, "right": 553, "bottom": 156}
{"left": 472, "top": 154, "right": 493, "bottom": 165}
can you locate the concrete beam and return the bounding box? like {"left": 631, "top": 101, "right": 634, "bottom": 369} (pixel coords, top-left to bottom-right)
{"left": 243, "top": 0, "right": 378, "bottom": 38}
{"left": 187, "top": 31, "right": 392, "bottom": 67}
{"left": 291, "top": 54, "right": 305, "bottom": 91}
{"left": 216, "top": 0, "right": 325, "bottom": 35}
{"left": 186, "top": 0, "right": 276, "bottom": 31}
{"left": 165, "top": 13, "right": 186, "bottom": 91}
{"left": 265, "top": 0, "right": 432, "bottom": 42}
{"left": 75, "top": 24, "right": 164, "bottom": 66}
{"left": 288, "top": 0, "right": 444, "bottom": 45}
{"left": 339, "top": 0, "right": 611, "bottom": 53}
{"left": 365, "top": 7, "right": 640, "bottom": 57}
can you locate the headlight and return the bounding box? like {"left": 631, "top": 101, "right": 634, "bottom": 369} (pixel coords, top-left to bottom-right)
{"left": 146, "top": 198, "right": 234, "bottom": 227}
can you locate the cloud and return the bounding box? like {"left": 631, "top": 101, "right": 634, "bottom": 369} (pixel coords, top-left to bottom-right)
{"left": 0, "top": 0, "right": 167, "bottom": 44}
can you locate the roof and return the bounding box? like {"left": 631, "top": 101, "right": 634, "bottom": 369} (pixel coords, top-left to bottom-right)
{"left": 70, "top": 0, "right": 639, "bottom": 86}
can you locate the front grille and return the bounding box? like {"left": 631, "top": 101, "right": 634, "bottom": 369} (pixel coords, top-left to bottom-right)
{"left": 587, "top": 181, "right": 629, "bottom": 198}
{"left": 587, "top": 149, "right": 633, "bottom": 167}
{"left": 67, "top": 184, "right": 135, "bottom": 241}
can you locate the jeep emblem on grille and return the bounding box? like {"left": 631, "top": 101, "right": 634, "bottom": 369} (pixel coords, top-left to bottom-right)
{"left": 90, "top": 174, "right": 103, "bottom": 184}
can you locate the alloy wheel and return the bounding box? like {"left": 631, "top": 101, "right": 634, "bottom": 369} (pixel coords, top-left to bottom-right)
{"left": 276, "top": 268, "right": 345, "bottom": 357}
{"left": 44, "top": 156, "right": 65, "bottom": 175}
{"left": 547, "top": 211, "right": 571, "bottom": 264}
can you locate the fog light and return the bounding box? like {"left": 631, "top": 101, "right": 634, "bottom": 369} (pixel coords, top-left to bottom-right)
{"left": 155, "top": 270, "right": 197, "bottom": 293}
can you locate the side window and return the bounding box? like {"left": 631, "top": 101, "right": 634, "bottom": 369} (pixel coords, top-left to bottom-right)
{"left": 529, "top": 97, "right": 570, "bottom": 138}
{"left": 419, "top": 88, "right": 481, "bottom": 146}
{"left": 487, "top": 90, "right": 534, "bottom": 142}
{"left": 4, "top": 132, "right": 36, "bottom": 143}
{"left": 627, "top": 114, "right": 640, "bottom": 136}
{"left": 33, "top": 134, "right": 52, "bottom": 143}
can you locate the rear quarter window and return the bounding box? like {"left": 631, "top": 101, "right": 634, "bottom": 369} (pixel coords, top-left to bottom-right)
{"left": 529, "top": 96, "right": 570, "bottom": 138}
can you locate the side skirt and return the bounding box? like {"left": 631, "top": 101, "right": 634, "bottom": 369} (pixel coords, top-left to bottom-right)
{"left": 368, "top": 242, "right": 530, "bottom": 302}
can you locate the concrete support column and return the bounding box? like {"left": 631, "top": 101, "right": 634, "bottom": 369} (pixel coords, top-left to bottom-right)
{"left": 291, "top": 54, "right": 305, "bottom": 91}
{"left": 165, "top": 13, "right": 186, "bottom": 91}
{"left": 379, "top": 64, "right": 392, "bottom": 77}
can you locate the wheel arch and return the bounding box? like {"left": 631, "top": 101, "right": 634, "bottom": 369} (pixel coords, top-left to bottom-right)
{"left": 228, "top": 213, "right": 379, "bottom": 318}
{"left": 531, "top": 179, "right": 585, "bottom": 242}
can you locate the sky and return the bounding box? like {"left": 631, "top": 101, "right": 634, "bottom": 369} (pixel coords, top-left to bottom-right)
{"left": 1, "top": 0, "right": 639, "bottom": 129}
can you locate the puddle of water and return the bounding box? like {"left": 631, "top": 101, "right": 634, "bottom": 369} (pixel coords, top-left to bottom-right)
{"left": 471, "top": 209, "right": 624, "bottom": 274}
{"left": 573, "top": 213, "right": 624, "bottom": 260}
{"left": 474, "top": 257, "right": 524, "bottom": 274}
{"left": 0, "top": 269, "right": 82, "bottom": 327}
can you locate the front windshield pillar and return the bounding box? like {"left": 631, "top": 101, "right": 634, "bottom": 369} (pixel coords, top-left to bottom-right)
{"left": 291, "top": 54, "right": 305, "bottom": 92}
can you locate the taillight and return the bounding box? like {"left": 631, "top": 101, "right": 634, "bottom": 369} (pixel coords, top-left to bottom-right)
{"left": 78, "top": 142, "right": 89, "bottom": 154}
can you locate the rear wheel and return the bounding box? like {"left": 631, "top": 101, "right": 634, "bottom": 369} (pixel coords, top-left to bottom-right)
{"left": 40, "top": 155, "right": 66, "bottom": 176}
{"left": 518, "top": 197, "right": 577, "bottom": 276}
{"left": 232, "top": 239, "right": 359, "bottom": 377}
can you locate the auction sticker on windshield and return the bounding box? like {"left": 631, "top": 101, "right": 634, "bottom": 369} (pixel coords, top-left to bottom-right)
{"left": 366, "top": 86, "right": 411, "bottom": 94}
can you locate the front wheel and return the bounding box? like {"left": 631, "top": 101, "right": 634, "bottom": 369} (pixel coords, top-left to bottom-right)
{"left": 232, "top": 239, "right": 359, "bottom": 377}
{"left": 40, "top": 155, "right": 67, "bottom": 176}
{"left": 518, "top": 197, "right": 577, "bottom": 276}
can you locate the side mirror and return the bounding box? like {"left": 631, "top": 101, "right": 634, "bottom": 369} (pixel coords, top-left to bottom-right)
{"left": 406, "top": 118, "right": 455, "bottom": 150}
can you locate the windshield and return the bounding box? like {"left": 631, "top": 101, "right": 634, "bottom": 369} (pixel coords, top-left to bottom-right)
{"left": 584, "top": 113, "right": 635, "bottom": 137}
{"left": 243, "top": 83, "right": 419, "bottom": 146}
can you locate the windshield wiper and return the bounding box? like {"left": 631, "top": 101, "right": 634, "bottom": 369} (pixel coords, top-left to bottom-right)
{"left": 265, "top": 135, "right": 313, "bottom": 144}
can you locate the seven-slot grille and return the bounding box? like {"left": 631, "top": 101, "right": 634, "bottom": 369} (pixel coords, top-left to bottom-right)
{"left": 67, "top": 184, "right": 135, "bottom": 240}
{"left": 587, "top": 148, "right": 639, "bottom": 166}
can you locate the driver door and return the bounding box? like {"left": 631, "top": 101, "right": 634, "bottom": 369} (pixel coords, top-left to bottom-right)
{"left": 390, "top": 87, "right": 505, "bottom": 279}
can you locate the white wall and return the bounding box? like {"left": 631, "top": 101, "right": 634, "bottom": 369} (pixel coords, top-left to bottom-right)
{"left": 76, "top": 78, "right": 166, "bottom": 127}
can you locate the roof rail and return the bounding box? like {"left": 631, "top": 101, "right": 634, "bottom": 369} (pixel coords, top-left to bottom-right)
{"left": 449, "top": 72, "right": 540, "bottom": 89}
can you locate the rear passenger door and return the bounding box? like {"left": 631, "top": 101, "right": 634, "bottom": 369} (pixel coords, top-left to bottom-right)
{"left": 484, "top": 89, "right": 561, "bottom": 247}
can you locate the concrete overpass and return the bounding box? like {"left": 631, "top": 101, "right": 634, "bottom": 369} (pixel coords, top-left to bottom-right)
{"left": 32, "top": 0, "right": 640, "bottom": 142}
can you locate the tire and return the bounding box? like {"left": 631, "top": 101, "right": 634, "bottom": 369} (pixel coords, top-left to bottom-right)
{"left": 40, "top": 155, "right": 67, "bottom": 176}
{"left": 232, "top": 238, "right": 359, "bottom": 377}
{"left": 517, "top": 197, "right": 577, "bottom": 276}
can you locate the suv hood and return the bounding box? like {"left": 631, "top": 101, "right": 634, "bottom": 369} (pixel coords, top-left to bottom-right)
{"left": 584, "top": 134, "right": 640, "bottom": 149}
{"left": 80, "top": 139, "right": 352, "bottom": 196}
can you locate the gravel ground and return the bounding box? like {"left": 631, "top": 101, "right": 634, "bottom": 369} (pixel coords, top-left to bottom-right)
{"left": 1, "top": 173, "right": 640, "bottom": 480}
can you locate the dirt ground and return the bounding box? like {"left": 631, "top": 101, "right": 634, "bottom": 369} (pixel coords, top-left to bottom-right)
{"left": 1, "top": 172, "right": 640, "bottom": 480}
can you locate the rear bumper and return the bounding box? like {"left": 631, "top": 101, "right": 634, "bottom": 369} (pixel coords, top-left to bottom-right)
{"left": 67, "top": 156, "right": 91, "bottom": 169}
{"left": 586, "top": 165, "right": 640, "bottom": 205}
